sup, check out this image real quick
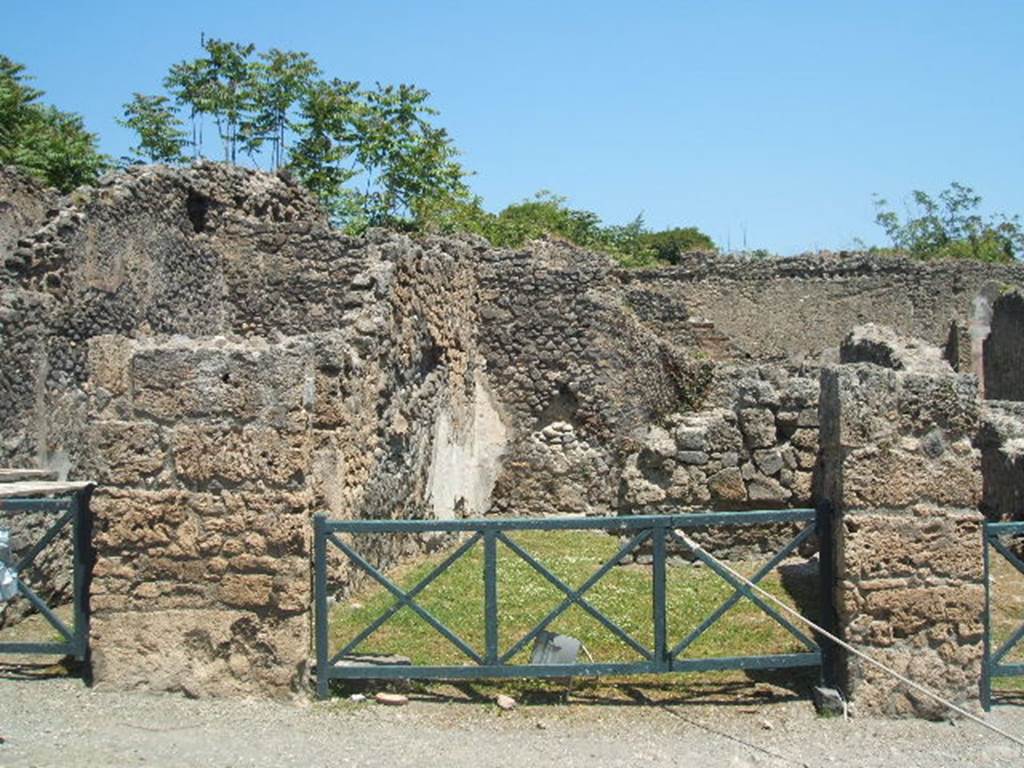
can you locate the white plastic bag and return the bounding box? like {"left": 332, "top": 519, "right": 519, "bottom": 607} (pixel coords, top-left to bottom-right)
{"left": 0, "top": 528, "right": 16, "bottom": 602}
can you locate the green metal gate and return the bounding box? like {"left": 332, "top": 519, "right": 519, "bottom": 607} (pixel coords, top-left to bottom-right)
{"left": 314, "top": 507, "right": 838, "bottom": 698}
{"left": 982, "top": 520, "right": 1024, "bottom": 710}
{"left": 0, "top": 486, "right": 93, "bottom": 660}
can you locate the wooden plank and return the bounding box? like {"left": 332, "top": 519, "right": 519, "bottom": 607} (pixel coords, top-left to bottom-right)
{"left": 0, "top": 481, "right": 94, "bottom": 500}
{"left": 0, "top": 469, "right": 59, "bottom": 483}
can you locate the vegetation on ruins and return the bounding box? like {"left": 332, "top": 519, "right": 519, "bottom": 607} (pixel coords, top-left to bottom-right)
{"left": 874, "top": 182, "right": 1024, "bottom": 264}
{"left": 417, "top": 192, "right": 719, "bottom": 267}
{"left": 6, "top": 45, "right": 1023, "bottom": 265}
{"left": 119, "top": 36, "right": 470, "bottom": 233}
{"left": 118, "top": 94, "right": 190, "bottom": 165}
{"left": 111, "top": 38, "right": 717, "bottom": 263}
{"left": 0, "top": 44, "right": 720, "bottom": 264}
{"left": 0, "top": 55, "right": 108, "bottom": 191}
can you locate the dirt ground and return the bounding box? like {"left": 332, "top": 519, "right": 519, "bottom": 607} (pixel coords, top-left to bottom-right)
{"left": 1, "top": 671, "right": 1023, "bottom": 768}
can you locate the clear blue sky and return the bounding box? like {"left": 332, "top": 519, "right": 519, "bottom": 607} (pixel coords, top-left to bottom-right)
{"left": 4, "top": 1, "right": 1022, "bottom": 254}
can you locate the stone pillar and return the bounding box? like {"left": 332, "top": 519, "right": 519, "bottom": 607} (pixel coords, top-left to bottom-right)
{"left": 85, "top": 336, "right": 316, "bottom": 698}
{"left": 820, "top": 347, "right": 984, "bottom": 717}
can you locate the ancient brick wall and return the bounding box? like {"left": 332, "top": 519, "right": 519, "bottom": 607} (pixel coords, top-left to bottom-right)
{"left": 79, "top": 244, "right": 487, "bottom": 695}
{"left": 83, "top": 337, "right": 316, "bottom": 695}
{"left": 476, "top": 242, "right": 712, "bottom": 517}
{"left": 0, "top": 166, "right": 58, "bottom": 273}
{"left": 618, "top": 365, "right": 819, "bottom": 513}
{"left": 0, "top": 165, "right": 494, "bottom": 694}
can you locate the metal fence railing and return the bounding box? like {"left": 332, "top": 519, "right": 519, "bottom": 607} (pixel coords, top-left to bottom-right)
{"left": 982, "top": 520, "right": 1024, "bottom": 710}
{"left": 0, "top": 485, "right": 93, "bottom": 661}
{"left": 314, "top": 506, "right": 838, "bottom": 699}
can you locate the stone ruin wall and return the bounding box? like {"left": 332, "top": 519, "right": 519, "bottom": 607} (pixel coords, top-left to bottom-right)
{"left": 3, "top": 163, "right": 1024, "bottom": 707}
{"left": 1, "top": 164, "right": 495, "bottom": 694}
{"left": 616, "top": 254, "right": 1024, "bottom": 365}
{"left": 1, "top": 168, "right": 65, "bottom": 627}
{"left": 820, "top": 329, "right": 987, "bottom": 716}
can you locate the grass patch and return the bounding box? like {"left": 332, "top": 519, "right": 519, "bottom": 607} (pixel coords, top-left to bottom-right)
{"left": 328, "top": 529, "right": 818, "bottom": 697}
{"left": 0, "top": 603, "right": 76, "bottom": 677}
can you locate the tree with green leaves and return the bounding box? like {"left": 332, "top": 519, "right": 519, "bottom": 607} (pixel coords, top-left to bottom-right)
{"left": 200, "top": 38, "right": 257, "bottom": 164}
{"left": 874, "top": 182, "right": 1023, "bottom": 263}
{"left": 251, "top": 49, "right": 321, "bottom": 169}
{"left": 121, "top": 38, "right": 716, "bottom": 259}
{"left": 288, "top": 79, "right": 470, "bottom": 231}
{"left": 0, "top": 54, "right": 108, "bottom": 190}
{"left": 484, "top": 191, "right": 606, "bottom": 248}
{"left": 351, "top": 83, "right": 469, "bottom": 227}
{"left": 163, "top": 56, "right": 212, "bottom": 158}
{"left": 0, "top": 56, "right": 40, "bottom": 152}
{"left": 118, "top": 93, "right": 188, "bottom": 164}
{"left": 289, "top": 78, "right": 363, "bottom": 221}
{"left": 144, "top": 39, "right": 469, "bottom": 231}
{"left": 164, "top": 37, "right": 259, "bottom": 163}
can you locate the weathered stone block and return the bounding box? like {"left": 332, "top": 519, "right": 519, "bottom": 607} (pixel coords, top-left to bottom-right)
{"left": 677, "top": 450, "right": 709, "bottom": 466}
{"left": 840, "top": 444, "right": 982, "bottom": 510}
{"left": 753, "top": 448, "right": 784, "bottom": 476}
{"left": 895, "top": 373, "right": 980, "bottom": 441}
{"left": 90, "top": 609, "right": 309, "bottom": 698}
{"left": 172, "top": 425, "right": 311, "bottom": 487}
{"left": 132, "top": 341, "right": 313, "bottom": 428}
{"left": 84, "top": 420, "right": 166, "bottom": 486}
{"left": 220, "top": 573, "right": 275, "bottom": 608}
{"left": 838, "top": 508, "right": 983, "bottom": 583}
{"left": 819, "top": 365, "right": 899, "bottom": 451}
{"left": 747, "top": 475, "right": 791, "bottom": 503}
{"left": 739, "top": 408, "right": 776, "bottom": 449}
{"left": 87, "top": 334, "right": 134, "bottom": 410}
{"left": 707, "top": 467, "right": 746, "bottom": 503}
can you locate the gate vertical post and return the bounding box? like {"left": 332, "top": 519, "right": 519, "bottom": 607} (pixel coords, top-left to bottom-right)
{"left": 982, "top": 524, "right": 992, "bottom": 711}
{"left": 815, "top": 500, "right": 839, "bottom": 689}
{"left": 652, "top": 523, "right": 668, "bottom": 671}
{"left": 314, "top": 514, "right": 329, "bottom": 700}
{"left": 71, "top": 486, "right": 94, "bottom": 663}
{"left": 484, "top": 528, "right": 499, "bottom": 665}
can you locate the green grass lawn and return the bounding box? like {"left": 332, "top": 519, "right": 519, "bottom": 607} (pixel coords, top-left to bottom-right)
{"left": 328, "top": 529, "right": 819, "bottom": 698}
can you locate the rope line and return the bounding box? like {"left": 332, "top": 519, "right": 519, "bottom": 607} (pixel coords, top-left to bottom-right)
{"left": 674, "top": 531, "right": 1024, "bottom": 750}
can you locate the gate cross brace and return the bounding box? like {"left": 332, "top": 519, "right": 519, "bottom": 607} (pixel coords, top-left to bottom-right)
{"left": 497, "top": 531, "right": 653, "bottom": 661}
{"left": 499, "top": 529, "right": 651, "bottom": 664}
{"left": 327, "top": 533, "right": 483, "bottom": 664}
{"left": 668, "top": 529, "right": 817, "bottom": 656}
{"left": 988, "top": 537, "right": 1024, "bottom": 665}
{"left": 5, "top": 506, "right": 77, "bottom": 642}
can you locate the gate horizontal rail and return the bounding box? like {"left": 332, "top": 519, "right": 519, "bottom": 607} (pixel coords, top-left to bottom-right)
{"left": 314, "top": 507, "right": 837, "bottom": 699}
{"left": 0, "top": 487, "right": 93, "bottom": 660}
{"left": 983, "top": 520, "right": 1024, "bottom": 710}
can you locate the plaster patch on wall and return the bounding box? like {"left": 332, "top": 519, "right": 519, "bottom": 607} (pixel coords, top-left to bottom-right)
{"left": 427, "top": 375, "right": 507, "bottom": 518}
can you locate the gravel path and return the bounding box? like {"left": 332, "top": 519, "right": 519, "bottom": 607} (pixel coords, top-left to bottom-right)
{"left": 1, "top": 675, "right": 1023, "bottom": 768}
